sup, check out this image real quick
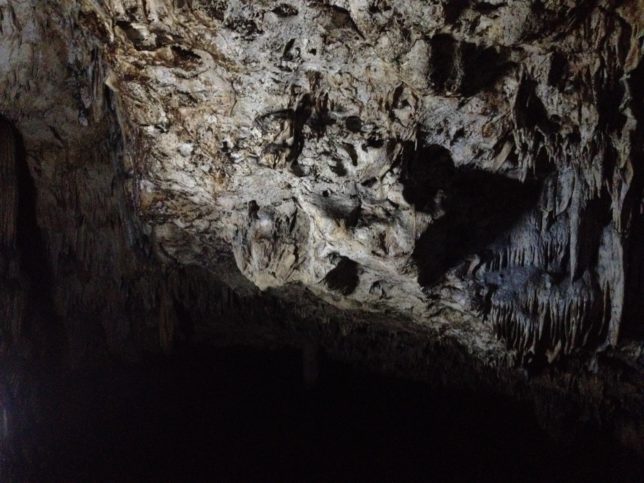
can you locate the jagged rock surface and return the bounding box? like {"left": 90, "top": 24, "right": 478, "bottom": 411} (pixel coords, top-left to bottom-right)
{"left": 0, "top": 0, "right": 643, "bottom": 462}
{"left": 28, "top": 0, "right": 640, "bottom": 365}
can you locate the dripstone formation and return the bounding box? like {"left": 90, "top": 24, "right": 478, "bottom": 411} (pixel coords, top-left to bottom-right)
{"left": 1, "top": 0, "right": 643, "bottom": 462}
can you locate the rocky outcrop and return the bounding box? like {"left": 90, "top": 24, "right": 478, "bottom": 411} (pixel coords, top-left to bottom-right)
{"left": 0, "top": 0, "right": 643, "bottom": 464}
{"left": 57, "top": 0, "right": 643, "bottom": 366}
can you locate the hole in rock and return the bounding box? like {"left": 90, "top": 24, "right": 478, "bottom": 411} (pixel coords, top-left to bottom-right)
{"left": 170, "top": 46, "right": 201, "bottom": 68}
{"left": 323, "top": 257, "right": 359, "bottom": 295}
{"left": 548, "top": 51, "right": 568, "bottom": 87}
{"left": 319, "top": 197, "right": 361, "bottom": 228}
{"left": 459, "top": 43, "right": 511, "bottom": 97}
{"left": 429, "top": 34, "right": 457, "bottom": 91}
{"left": 442, "top": 0, "right": 470, "bottom": 23}
{"left": 330, "top": 159, "right": 347, "bottom": 176}
{"left": 473, "top": 2, "right": 505, "bottom": 14}
{"left": 429, "top": 35, "right": 511, "bottom": 96}
{"left": 272, "top": 3, "right": 299, "bottom": 18}
{"left": 345, "top": 116, "right": 362, "bottom": 133}
{"left": 361, "top": 177, "right": 377, "bottom": 188}
{"left": 402, "top": 143, "right": 455, "bottom": 212}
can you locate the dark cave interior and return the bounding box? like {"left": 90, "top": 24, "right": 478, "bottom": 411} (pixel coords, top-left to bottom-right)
{"left": 0, "top": 114, "right": 643, "bottom": 482}
{"left": 1, "top": 2, "right": 643, "bottom": 479}
{"left": 5, "top": 345, "right": 642, "bottom": 482}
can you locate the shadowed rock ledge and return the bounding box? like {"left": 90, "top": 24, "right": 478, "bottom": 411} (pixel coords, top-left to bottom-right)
{"left": 0, "top": 0, "right": 643, "bottom": 473}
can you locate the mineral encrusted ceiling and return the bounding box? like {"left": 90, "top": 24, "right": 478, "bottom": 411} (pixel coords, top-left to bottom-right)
{"left": 49, "top": 0, "right": 641, "bottom": 364}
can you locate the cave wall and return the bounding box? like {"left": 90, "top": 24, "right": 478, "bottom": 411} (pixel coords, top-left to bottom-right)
{"left": 0, "top": 0, "right": 643, "bottom": 461}
{"left": 43, "top": 0, "right": 641, "bottom": 366}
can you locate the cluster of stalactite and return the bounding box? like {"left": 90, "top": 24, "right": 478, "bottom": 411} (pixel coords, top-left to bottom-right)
{"left": 478, "top": 6, "right": 640, "bottom": 363}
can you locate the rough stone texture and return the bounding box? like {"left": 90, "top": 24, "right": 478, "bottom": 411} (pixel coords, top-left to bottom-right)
{"left": 0, "top": 0, "right": 643, "bottom": 464}
{"left": 71, "top": 0, "right": 644, "bottom": 366}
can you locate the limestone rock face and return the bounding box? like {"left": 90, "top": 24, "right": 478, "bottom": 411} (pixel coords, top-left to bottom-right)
{"left": 1, "top": 0, "right": 643, "bottom": 361}
{"left": 1, "top": 0, "right": 644, "bottom": 458}
{"left": 35, "top": 0, "right": 639, "bottom": 365}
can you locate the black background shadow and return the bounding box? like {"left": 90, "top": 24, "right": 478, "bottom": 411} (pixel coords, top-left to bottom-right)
{"left": 401, "top": 143, "right": 542, "bottom": 288}
{"left": 1, "top": 117, "right": 67, "bottom": 362}
{"left": 7, "top": 345, "right": 640, "bottom": 482}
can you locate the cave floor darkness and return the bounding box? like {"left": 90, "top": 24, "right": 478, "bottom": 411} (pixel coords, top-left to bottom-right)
{"left": 9, "top": 345, "right": 642, "bottom": 482}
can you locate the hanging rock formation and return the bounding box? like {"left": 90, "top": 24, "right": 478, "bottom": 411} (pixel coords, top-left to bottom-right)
{"left": 0, "top": 0, "right": 643, "bottom": 461}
